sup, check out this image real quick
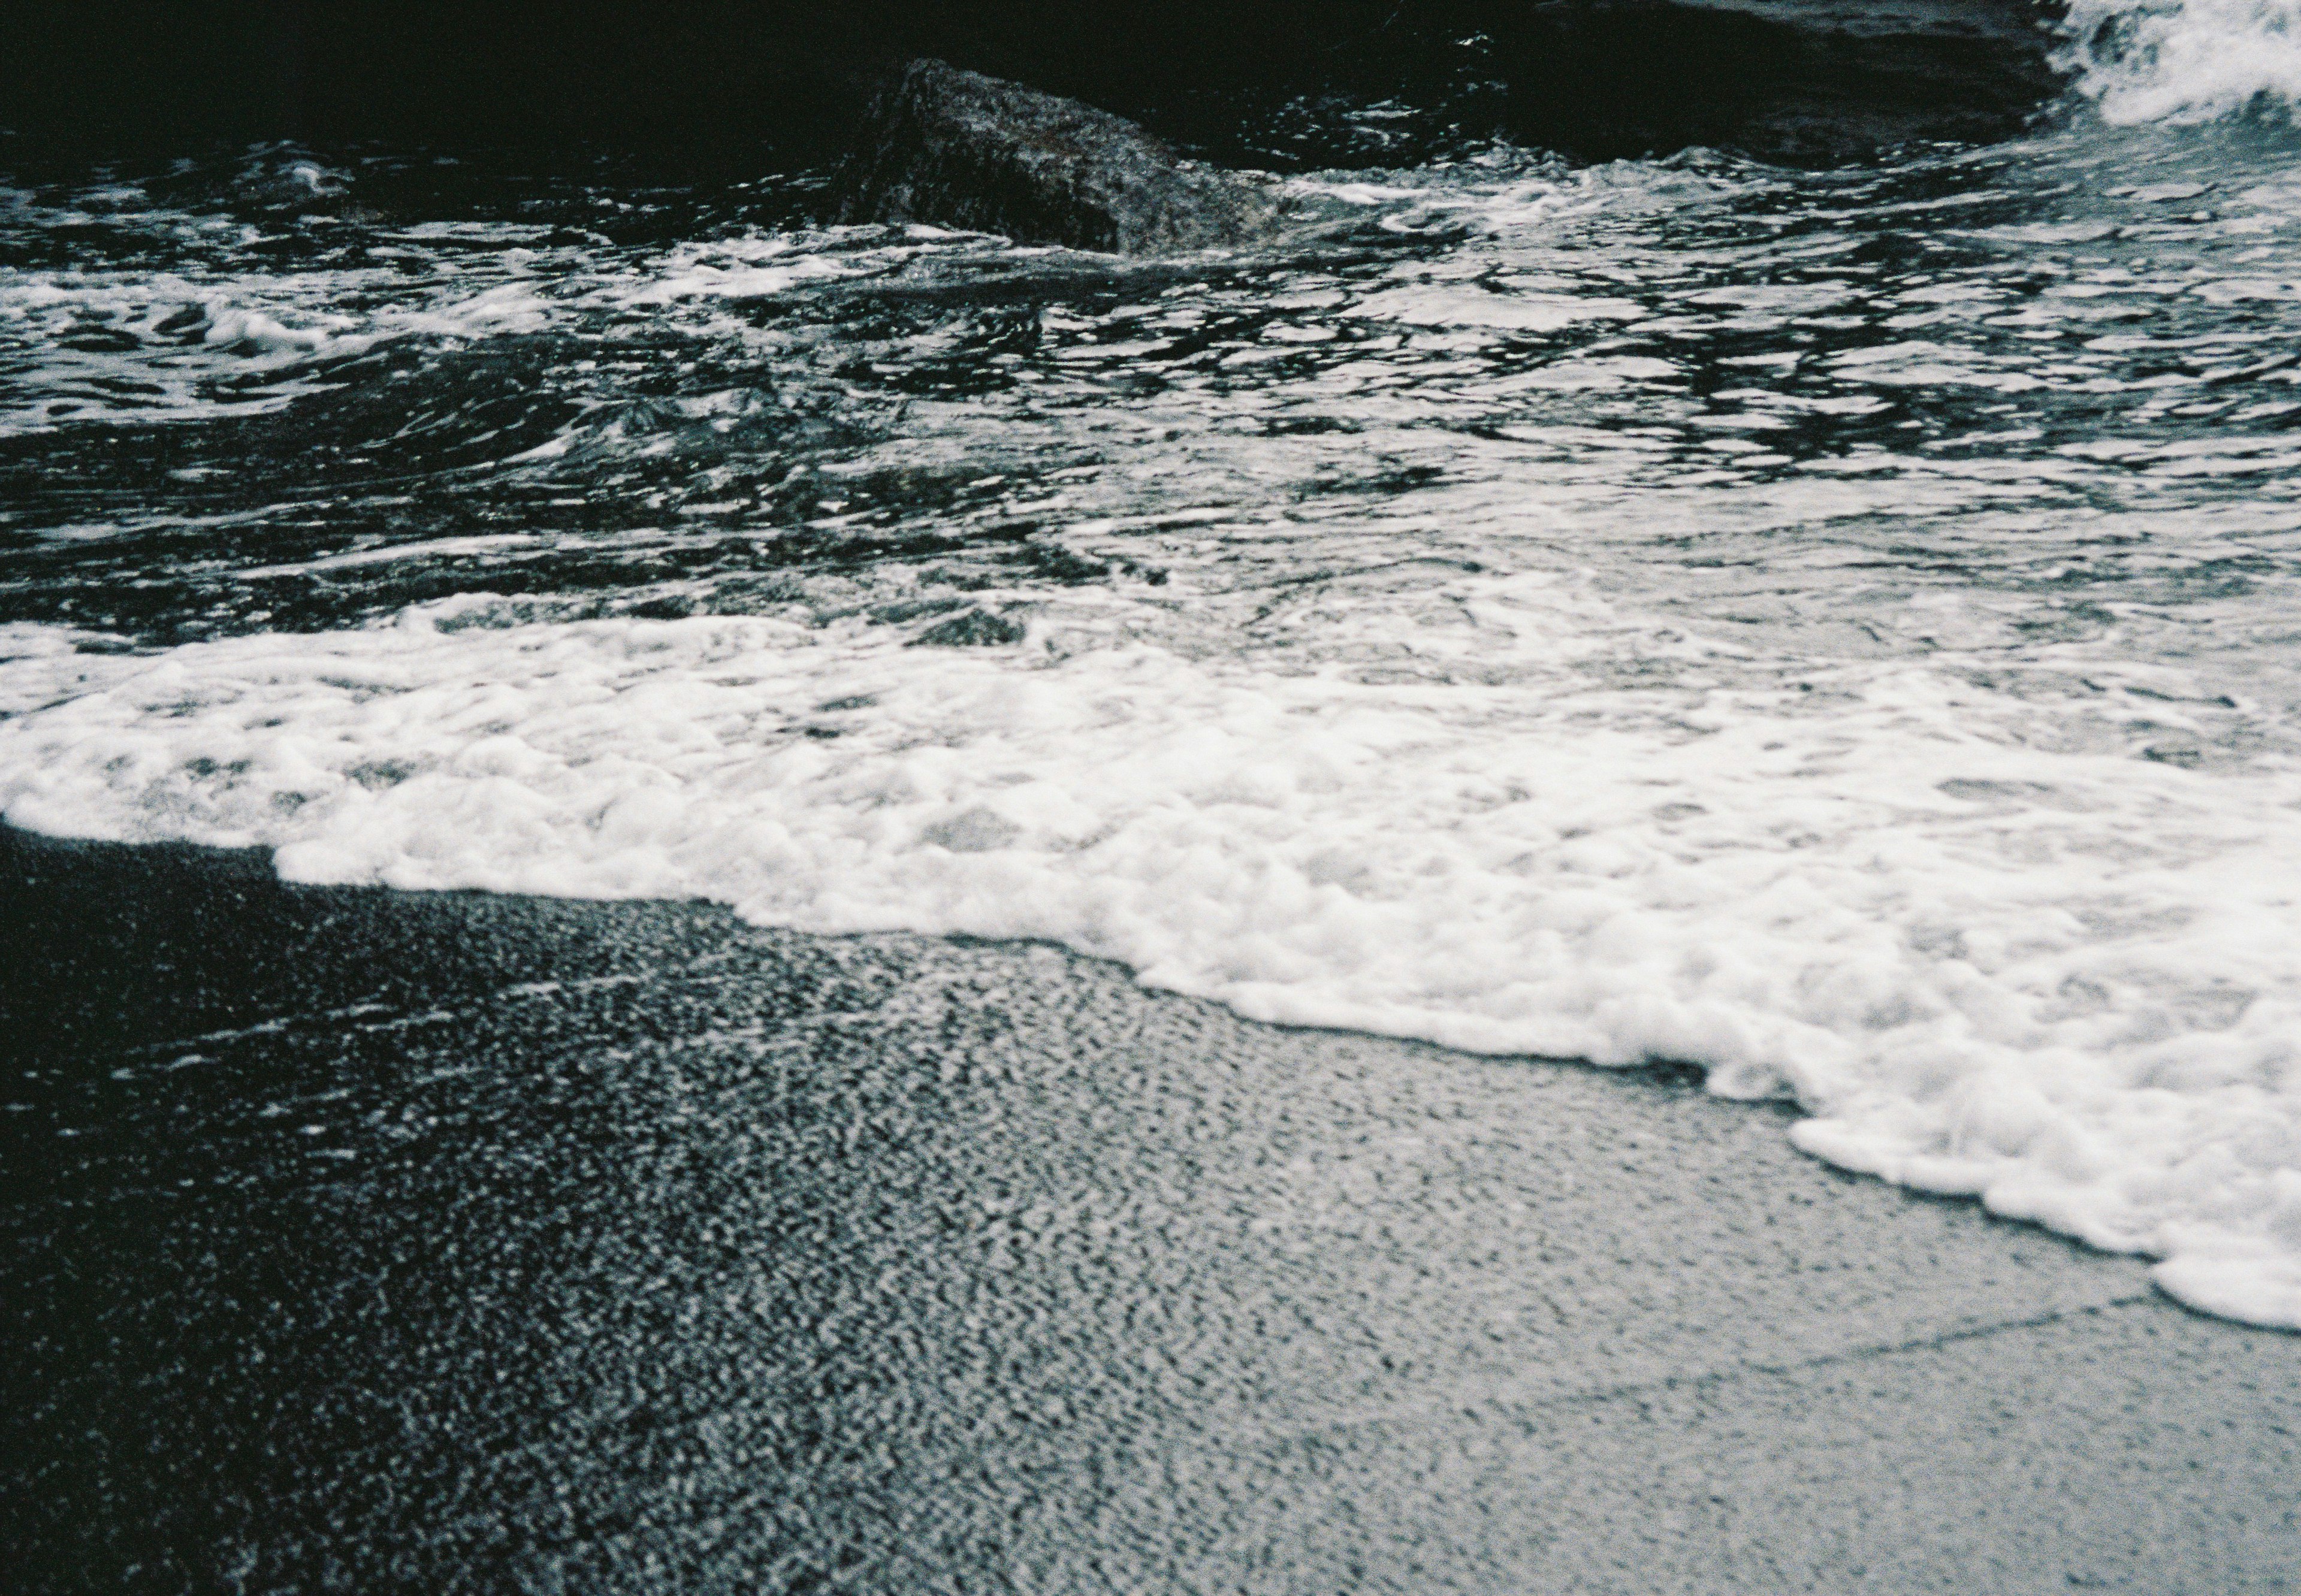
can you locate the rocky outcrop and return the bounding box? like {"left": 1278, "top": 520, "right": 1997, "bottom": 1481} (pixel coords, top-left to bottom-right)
{"left": 832, "top": 60, "right": 1284, "bottom": 254}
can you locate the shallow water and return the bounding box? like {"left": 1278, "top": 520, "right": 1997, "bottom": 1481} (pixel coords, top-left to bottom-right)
{"left": 10, "top": 4, "right": 2301, "bottom": 1326}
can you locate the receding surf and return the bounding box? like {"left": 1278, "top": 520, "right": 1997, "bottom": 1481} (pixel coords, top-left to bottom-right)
{"left": 8, "top": 0, "right": 2301, "bottom": 1328}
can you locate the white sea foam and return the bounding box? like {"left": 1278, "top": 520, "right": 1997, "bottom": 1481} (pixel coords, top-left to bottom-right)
{"left": 0, "top": 209, "right": 1011, "bottom": 435}
{"left": 2063, "top": 0, "right": 2301, "bottom": 123}
{"left": 7, "top": 563, "right": 2301, "bottom": 1327}
{"left": 0, "top": 262, "right": 554, "bottom": 433}
{"left": 10, "top": 119, "right": 2301, "bottom": 1331}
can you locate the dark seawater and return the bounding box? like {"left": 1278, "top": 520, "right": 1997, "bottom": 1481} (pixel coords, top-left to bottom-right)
{"left": 8, "top": 4, "right": 2301, "bottom": 1334}
{"left": 9, "top": 123, "right": 2301, "bottom": 653}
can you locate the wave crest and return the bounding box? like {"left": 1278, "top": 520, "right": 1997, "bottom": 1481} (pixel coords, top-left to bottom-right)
{"left": 2063, "top": 0, "right": 2301, "bottom": 124}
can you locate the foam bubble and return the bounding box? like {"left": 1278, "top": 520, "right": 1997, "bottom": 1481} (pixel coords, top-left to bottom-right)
{"left": 2063, "top": 0, "right": 2301, "bottom": 124}
{"left": 8, "top": 576, "right": 2301, "bottom": 1327}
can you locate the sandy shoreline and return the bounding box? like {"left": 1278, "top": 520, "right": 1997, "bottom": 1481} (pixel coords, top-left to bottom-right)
{"left": 4, "top": 823, "right": 2296, "bottom": 1592}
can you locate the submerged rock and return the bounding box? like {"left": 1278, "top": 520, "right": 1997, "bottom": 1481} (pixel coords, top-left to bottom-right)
{"left": 911, "top": 607, "right": 1027, "bottom": 648}
{"left": 834, "top": 59, "right": 1284, "bottom": 254}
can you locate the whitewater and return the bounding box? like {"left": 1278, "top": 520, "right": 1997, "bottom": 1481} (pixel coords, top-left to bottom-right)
{"left": 11, "top": 0, "right": 2301, "bottom": 1326}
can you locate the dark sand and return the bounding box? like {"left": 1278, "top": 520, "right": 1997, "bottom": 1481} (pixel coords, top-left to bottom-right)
{"left": 4, "top": 824, "right": 2296, "bottom": 1593}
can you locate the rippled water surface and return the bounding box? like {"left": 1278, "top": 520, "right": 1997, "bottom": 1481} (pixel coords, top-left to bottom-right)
{"left": 9, "top": 127, "right": 2301, "bottom": 669}
{"left": 11, "top": 59, "right": 2301, "bottom": 1326}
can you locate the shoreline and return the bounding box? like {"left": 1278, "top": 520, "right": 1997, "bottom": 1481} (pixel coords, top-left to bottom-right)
{"left": 5, "top": 821, "right": 2299, "bottom": 1590}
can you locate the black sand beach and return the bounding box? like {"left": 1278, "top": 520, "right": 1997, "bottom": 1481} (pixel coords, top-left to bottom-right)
{"left": 5, "top": 824, "right": 2296, "bottom": 1592}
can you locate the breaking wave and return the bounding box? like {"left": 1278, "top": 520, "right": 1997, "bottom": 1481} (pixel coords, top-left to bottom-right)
{"left": 2063, "top": 0, "right": 2301, "bottom": 125}
{"left": 10, "top": 106, "right": 2301, "bottom": 1328}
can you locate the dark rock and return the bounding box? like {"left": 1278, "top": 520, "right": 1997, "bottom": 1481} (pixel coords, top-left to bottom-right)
{"left": 834, "top": 59, "right": 1285, "bottom": 254}
{"left": 911, "top": 607, "right": 1027, "bottom": 647}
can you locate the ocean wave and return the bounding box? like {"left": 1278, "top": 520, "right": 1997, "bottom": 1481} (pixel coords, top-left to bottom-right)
{"left": 2064, "top": 0, "right": 2301, "bottom": 124}
{"left": 9, "top": 116, "right": 2301, "bottom": 1332}
{"left": 7, "top": 575, "right": 2301, "bottom": 1329}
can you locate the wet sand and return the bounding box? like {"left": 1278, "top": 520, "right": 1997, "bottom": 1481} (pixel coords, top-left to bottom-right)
{"left": 4, "top": 823, "right": 2296, "bottom": 1592}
